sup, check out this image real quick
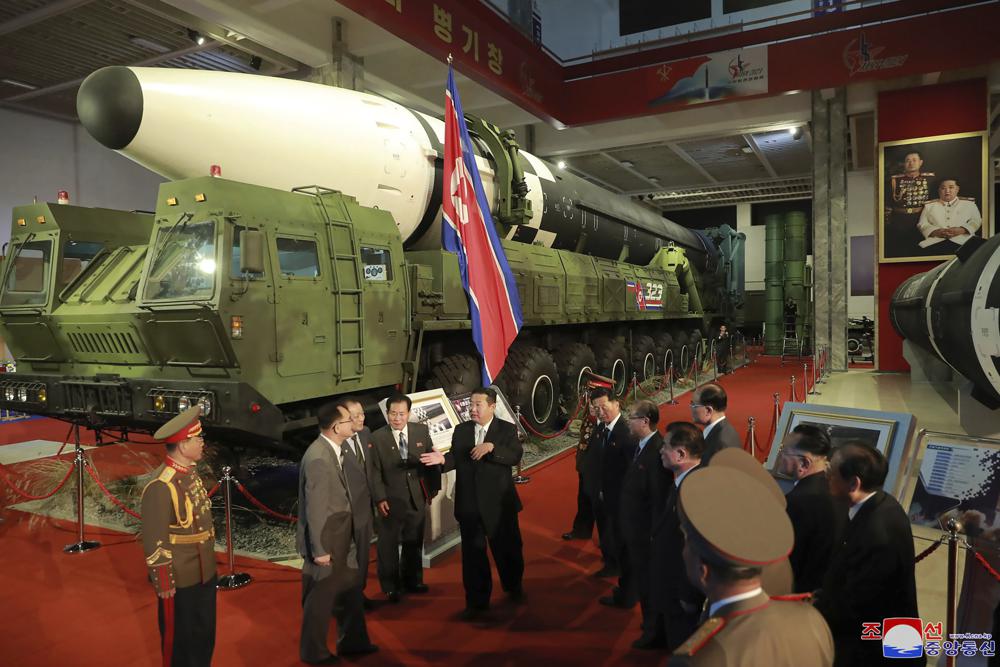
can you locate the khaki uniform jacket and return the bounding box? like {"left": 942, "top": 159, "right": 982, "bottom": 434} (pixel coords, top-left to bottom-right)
{"left": 670, "top": 591, "right": 834, "bottom": 666}
{"left": 140, "top": 459, "right": 216, "bottom": 595}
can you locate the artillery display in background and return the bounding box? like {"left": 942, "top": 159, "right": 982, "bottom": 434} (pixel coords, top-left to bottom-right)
{"left": 0, "top": 67, "right": 746, "bottom": 451}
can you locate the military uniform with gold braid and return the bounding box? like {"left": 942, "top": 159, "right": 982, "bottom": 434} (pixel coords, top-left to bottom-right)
{"left": 669, "top": 466, "right": 833, "bottom": 666}
{"left": 141, "top": 406, "right": 217, "bottom": 667}
{"left": 886, "top": 170, "right": 934, "bottom": 256}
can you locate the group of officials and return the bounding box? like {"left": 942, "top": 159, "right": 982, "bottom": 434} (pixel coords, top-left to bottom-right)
{"left": 140, "top": 379, "right": 921, "bottom": 667}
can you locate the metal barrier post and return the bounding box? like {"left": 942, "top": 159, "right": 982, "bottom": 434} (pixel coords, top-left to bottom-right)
{"left": 64, "top": 423, "right": 100, "bottom": 554}
{"left": 945, "top": 518, "right": 962, "bottom": 667}
{"left": 693, "top": 343, "right": 700, "bottom": 386}
{"left": 217, "top": 466, "right": 252, "bottom": 590}
{"left": 790, "top": 375, "right": 798, "bottom": 402}
{"left": 666, "top": 358, "right": 677, "bottom": 405}
{"left": 747, "top": 416, "right": 757, "bottom": 459}
{"left": 710, "top": 339, "right": 718, "bottom": 381}
{"left": 802, "top": 364, "right": 810, "bottom": 403}
{"left": 512, "top": 405, "right": 530, "bottom": 484}
{"left": 632, "top": 371, "right": 638, "bottom": 403}
{"left": 810, "top": 354, "right": 821, "bottom": 395}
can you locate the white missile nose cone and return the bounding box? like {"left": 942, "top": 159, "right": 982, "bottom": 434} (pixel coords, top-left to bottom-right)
{"left": 77, "top": 66, "right": 143, "bottom": 150}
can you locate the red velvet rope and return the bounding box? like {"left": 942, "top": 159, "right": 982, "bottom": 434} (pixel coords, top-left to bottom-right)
{"left": 914, "top": 538, "right": 944, "bottom": 564}
{"left": 84, "top": 463, "right": 142, "bottom": 520}
{"left": 234, "top": 480, "right": 297, "bottom": 523}
{"left": 0, "top": 459, "right": 75, "bottom": 501}
{"left": 519, "top": 395, "right": 586, "bottom": 440}
{"left": 206, "top": 482, "right": 220, "bottom": 498}
{"left": 973, "top": 551, "right": 1000, "bottom": 583}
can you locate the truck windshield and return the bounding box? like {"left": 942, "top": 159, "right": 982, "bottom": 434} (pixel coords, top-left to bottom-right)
{"left": 143, "top": 219, "right": 217, "bottom": 301}
{"left": 1, "top": 239, "right": 52, "bottom": 306}
{"left": 59, "top": 240, "right": 105, "bottom": 292}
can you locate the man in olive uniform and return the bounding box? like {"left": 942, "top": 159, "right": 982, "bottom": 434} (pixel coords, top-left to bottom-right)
{"left": 886, "top": 151, "right": 934, "bottom": 258}
{"left": 141, "top": 405, "right": 217, "bottom": 667}
{"left": 669, "top": 466, "right": 834, "bottom": 666}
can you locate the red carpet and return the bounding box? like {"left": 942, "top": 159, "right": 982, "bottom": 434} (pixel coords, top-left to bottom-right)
{"left": 0, "top": 353, "right": 814, "bottom": 666}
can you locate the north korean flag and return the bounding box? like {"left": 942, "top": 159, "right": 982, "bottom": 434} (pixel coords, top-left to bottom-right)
{"left": 442, "top": 65, "right": 523, "bottom": 385}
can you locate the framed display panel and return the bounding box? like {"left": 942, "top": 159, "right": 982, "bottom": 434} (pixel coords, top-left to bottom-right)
{"left": 764, "top": 402, "right": 917, "bottom": 497}
{"left": 878, "top": 131, "right": 989, "bottom": 263}
{"left": 897, "top": 430, "right": 1000, "bottom": 657}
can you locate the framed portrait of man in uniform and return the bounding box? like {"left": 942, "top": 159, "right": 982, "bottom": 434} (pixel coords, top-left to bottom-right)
{"left": 878, "top": 131, "right": 989, "bottom": 263}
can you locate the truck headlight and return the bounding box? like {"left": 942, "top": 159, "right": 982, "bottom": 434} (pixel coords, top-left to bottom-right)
{"left": 4, "top": 387, "right": 13, "bottom": 401}
{"left": 152, "top": 394, "right": 166, "bottom": 411}
{"left": 177, "top": 395, "right": 190, "bottom": 411}
{"left": 197, "top": 396, "right": 212, "bottom": 417}
{"left": 37, "top": 388, "right": 47, "bottom": 404}
{"left": 16, "top": 387, "right": 27, "bottom": 402}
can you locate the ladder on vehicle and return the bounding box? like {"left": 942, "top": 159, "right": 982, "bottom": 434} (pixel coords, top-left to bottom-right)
{"left": 292, "top": 186, "right": 366, "bottom": 382}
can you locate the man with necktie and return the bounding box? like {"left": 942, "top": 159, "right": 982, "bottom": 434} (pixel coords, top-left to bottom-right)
{"left": 420, "top": 387, "right": 524, "bottom": 620}
{"left": 369, "top": 393, "right": 440, "bottom": 602}
{"left": 344, "top": 397, "right": 377, "bottom": 606}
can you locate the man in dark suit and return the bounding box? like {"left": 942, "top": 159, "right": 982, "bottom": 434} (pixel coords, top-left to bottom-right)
{"left": 583, "top": 386, "right": 634, "bottom": 582}
{"left": 297, "top": 401, "right": 377, "bottom": 664}
{"left": 344, "top": 397, "right": 377, "bottom": 605}
{"left": 815, "top": 442, "right": 922, "bottom": 667}
{"left": 777, "top": 424, "right": 847, "bottom": 594}
{"left": 420, "top": 387, "right": 524, "bottom": 619}
{"left": 562, "top": 401, "right": 600, "bottom": 541}
{"left": 645, "top": 421, "right": 706, "bottom": 651}
{"left": 606, "top": 400, "right": 670, "bottom": 633}
{"left": 690, "top": 383, "right": 741, "bottom": 463}
{"left": 369, "top": 393, "right": 440, "bottom": 602}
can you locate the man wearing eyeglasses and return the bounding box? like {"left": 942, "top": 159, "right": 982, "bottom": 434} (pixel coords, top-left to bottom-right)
{"left": 778, "top": 425, "right": 847, "bottom": 594}
{"left": 297, "top": 401, "right": 378, "bottom": 664}
{"left": 689, "top": 383, "right": 740, "bottom": 464}
{"left": 610, "top": 401, "right": 670, "bottom": 642}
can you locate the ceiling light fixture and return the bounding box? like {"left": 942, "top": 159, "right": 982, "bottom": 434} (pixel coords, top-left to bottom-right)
{"left": 128, "top": 35, "right": 170, "bottom": 53}
{"left": 789, "top": 126, "right": 803, "bottom": 140}
{"left": 620, "top": 160, "right": 634, "bottom": 168}
{"left": 249, "top": 55, "right": 262, "bottom": 71}
{"left": 1, "top": 78, "right": 37, "bottom": 90}
{"left": 557, "top": 160, "right": 566, "bottom": 170}
{"left": 187, "top": 29, "right": 206, "bottom": 46}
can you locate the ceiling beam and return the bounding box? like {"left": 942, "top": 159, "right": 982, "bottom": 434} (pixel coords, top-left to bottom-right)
{"left": 0, "top": 41, "right": 219, "bottom": 105}
{"left": 0, "top": 0, "right": 92, "bottom": 38}
{"left": 599, "top": 151, "right": 661, "bottom": 189}
{"left": 563, "top": 164, "right": 624, "bottom": 193}
{"left": 742, "top": 133, "right": 778, "bottom": 179}
{"left": 666, "top": 142, "right": 718, "bottom": 183}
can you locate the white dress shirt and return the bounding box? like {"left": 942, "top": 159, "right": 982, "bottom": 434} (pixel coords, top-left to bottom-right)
{"left": 849, "top": 491, "right": 878, "bottom": 520}
{"left": 319, "top": 433, "right": 343, "bottom": 463}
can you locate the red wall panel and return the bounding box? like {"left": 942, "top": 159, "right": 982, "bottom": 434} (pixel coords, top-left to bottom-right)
{"left": 876, "top": 79, "right": 987, "bottom": 371}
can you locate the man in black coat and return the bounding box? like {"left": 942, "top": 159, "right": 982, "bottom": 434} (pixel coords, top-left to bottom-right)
{"left": 777, "top": 424, "right": 847, "bottom": 594}
{"left": 562, "top": 402, "right": 600, "bottom": 541}
{"left": 816, "top": 442, "right": 922, "bottom": 667}
{"left": 605, "top": 400, "right": 670, "bottom": 635}
{"left": 344, "top": 397, "right": 378, "bottom": 605}
{"left": 690, "top": 383, "right": 741, "bottom": 463}
{"left": 582, "top": 386, "right": 634, "bottom": 581}
{"left": 644, "top": 421, "right": 706, "bottom": 651}
{"left": 369, "top": 393, "right": 441, "bottom": 602}
{"left": 420, "top": 387, "right": 524, "bottom": 619}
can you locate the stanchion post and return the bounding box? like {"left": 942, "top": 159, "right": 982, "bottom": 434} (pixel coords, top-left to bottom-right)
{"left": 711, "top": 340, "right": 718, "bottom": 381}
{"left": 693, "top": 343, "right": 700, "bottom": 386}
{"left": 945, "top": 518, "right": 962, "bottom": 667}
{"left": 790, "top": 375, "right": 798, "bottom": 402}
{"left": 811, "top": 351, "right": 821, "bottom": 394}
{"left": 802, "top": 364, "right": 809, "bottom": 403}
{"left": 512, "top": 405, "right": 530, "bottom": 484}
{"left": 632, "top": 371, "right": 638, "bottom": 404}
{"left": 217, "top": 465, "right": 252, "bottom": 590}
{"left": 747, "top": 416, "right": 756, "bottom": 459}
{"left": 666, "top": 359, "right": 677, "bottom": 405}
{"left": 64, "top": 422, "right": 100, "bottom": 554}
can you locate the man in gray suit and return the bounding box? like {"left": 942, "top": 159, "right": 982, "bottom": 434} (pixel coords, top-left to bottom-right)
{"left": 690, "top": 383, "right": 741, "bottom": 464}
{"left": 370, "top": 393, "right": 441, "bottom": 601}
{"left": 344, "top": 397, "right": 377, "bottom": 606}
{"left": 297, "top": 401, "right": 378, "bottom": 664}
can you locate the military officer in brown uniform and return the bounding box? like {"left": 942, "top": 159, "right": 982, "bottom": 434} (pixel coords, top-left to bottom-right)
{"left": 885, "top": 151, "right": 934, "bottom": 258}
{"left": 670, "top": 466, "right": 833, "bottom": 666}
{"left": 141, "top": 406, "right": 217, "bottom": 667}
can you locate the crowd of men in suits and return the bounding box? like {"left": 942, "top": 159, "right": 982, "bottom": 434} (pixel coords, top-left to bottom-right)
{"left": 562, "top": 382, "right": 922, "bottom": 666}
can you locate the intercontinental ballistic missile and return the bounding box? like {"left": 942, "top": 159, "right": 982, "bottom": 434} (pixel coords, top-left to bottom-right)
{"left": 77, "top": 66, "right": 715, "bottom": 268}
{"left": 890, "top": 235, "right": 1000, "bottom": 410}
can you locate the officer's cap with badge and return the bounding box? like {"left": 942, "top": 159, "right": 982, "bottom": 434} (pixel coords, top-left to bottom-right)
{"left": 709, "top": 448, "right": 787, "bottom": 509}
{"left": 154, "top": 406, "right": 204, "bottom": 445}
{"left": 679, "top": 466, "right": 793, "bottom": 569}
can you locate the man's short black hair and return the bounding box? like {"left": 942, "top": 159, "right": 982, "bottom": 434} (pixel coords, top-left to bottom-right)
{"left": 632, "top": 400, "right": 659, "bottom": 427}
{"left": 833, "top": 442, "right": 888, "bottom": 492}
{"left": 903, "top": 150, "right": 922, "bottom": 160}
{"left": 471, "top": 386, "right": 497, "bottom": 405}
{"left": 318, "top": 401, "right": 349, "bottom": 430}
{"left": 938, "top": 176, "right": 960, "bottom": 188}
{"left": 387, "top": 393, "right": 412, "bottom": 411}
{"left": 696, "top": 383, "right": 727, "bottom": 412}
{"left": 666, "top": 421, "right": 705, "bottom": 458}
{"left": 590, "top": 386, "right": 616, "bottom": 403}
{"left": 791, "top": 424, "right": 832, "bottom": 458}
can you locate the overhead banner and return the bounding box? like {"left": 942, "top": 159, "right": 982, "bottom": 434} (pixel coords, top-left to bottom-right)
{"left": 647, "top": 46, "right": 767, "bottom": 108}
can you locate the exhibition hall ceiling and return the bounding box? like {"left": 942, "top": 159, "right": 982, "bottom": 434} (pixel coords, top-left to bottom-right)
{"left": 0, "top": 0, "right": 875, "bottom": 210}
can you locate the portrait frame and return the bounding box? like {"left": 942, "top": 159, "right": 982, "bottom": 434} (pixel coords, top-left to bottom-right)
{"left": 878, "top": 131, "right": 989, "bottom": 263}
{"left": 378, "top": 387, "right": 462, "bottom": 453}
{"left": 764, "top": 402, "right": 917, "bottom": 497}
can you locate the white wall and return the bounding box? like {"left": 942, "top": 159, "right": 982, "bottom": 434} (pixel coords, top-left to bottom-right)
{"left": 847, "top": 168, "right": 876, "bottom": 318}
{"left": 0, "top": 108, "right": 164, "bottom": 246}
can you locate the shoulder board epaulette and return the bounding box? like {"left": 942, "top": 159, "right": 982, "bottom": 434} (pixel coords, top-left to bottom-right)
{"left": 141, "top": 467, "right": 176, "bottom": 497}
{"left": 771, "top": 592, "right": 813, "bottom": 603}
{"left": 922, "top": 172, "right": 935, "bottom": 176}
{"left": 672, "top": 617, "right": 725, "bottom": 657}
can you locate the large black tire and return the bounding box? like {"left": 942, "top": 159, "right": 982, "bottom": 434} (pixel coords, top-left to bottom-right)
{"left": 554, "top": 342, "right": 596, "bottom": 413}
{"left": 424, "top": 354, "right": 480, "bottom": 395}
{"left": 631, "top": 334, "right": 657, "bottom": 383}
{"left": 671, "top": 330, "right": 690, "bottom": 373}
{"left": 593, "top": 337, "right": 628, "bottom": 397}
{"left": 688, "top": 329, "right": 705, "bottom": 369}
{"left": 654, "top": 332, "right": 674, "bottom": 375}
{"left": 495, "top": 344, "right": 560, "bottom": 431}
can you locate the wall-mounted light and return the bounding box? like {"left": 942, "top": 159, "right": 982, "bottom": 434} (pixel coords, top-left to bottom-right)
{"left": 187, "top": 29, "right": 206, "bottom": 45}
{"left": 789, "top": 126, "right": 803, "bottom": 140}
{"left": 556, "top": 160, "right": 566, "bottom": 170}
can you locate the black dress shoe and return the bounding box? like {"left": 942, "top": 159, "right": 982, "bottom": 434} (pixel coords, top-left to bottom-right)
{"left": 404, "top": 583, "right": 429, "bottom": 594}
{"left": 385, "top": 591, "right": 401, "bottom": 603}
{"left": 362, "top": 595, "right": 376, "bottom": 611}
{"left": 561, "top": 531, "right": 589, "bottom": 540}
{"left": 598, "top": 595, "right": 632, "bottom": 609}
{"left": 303, "top": 656, "right": 340, "bottom": 665}
{"left": 460, "top": 606, "right": 489, "bottom": 621}
{"left": 338, "top": 644, "right": 379, "bottom": 657}
{"left": 593, "top": 566, "right": 620, "bottom": 578}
